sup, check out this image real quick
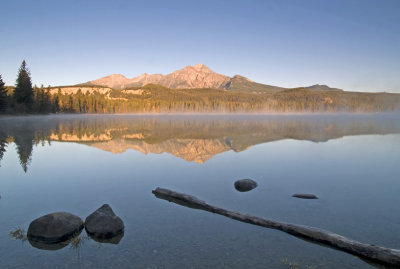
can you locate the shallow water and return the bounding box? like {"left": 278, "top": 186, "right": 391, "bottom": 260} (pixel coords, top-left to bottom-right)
{"left": 0, "top": 114, "right": 400, "bottom": 268}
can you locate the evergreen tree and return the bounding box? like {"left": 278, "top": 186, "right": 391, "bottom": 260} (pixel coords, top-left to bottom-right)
{"left": 0, "top": 75, "right": 7, "bottom": 112}
{"left": 13, "top": 60, "right": 34, "bottom": 112}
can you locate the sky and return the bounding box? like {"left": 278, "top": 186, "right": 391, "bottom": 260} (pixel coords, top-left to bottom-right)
{"left": 0, "top": 0, "right": 399, "bottom": 93}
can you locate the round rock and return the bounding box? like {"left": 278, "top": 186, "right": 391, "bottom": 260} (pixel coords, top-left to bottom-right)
{"left": 234, "top": 179, "right": 258, "bottom": 192}
{"left": 85, "top": 204, "right": 124, "bottom": 239}
{"left": 292, "top": 193, "right": 319, "bottom": 199}
{"left": 27, "top": 212, "right": 84, "bottom": 244}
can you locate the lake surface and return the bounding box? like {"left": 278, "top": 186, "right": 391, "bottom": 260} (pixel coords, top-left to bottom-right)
{"left": 0, "top": 114, "right": 400, "bottom": 269}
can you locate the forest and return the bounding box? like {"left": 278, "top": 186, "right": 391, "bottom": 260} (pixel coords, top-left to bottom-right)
{"left": 39, "top": 84, "right": 400, "bottom": 113}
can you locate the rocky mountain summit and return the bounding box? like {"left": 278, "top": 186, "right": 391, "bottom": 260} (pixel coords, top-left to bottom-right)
{"left": 89, "top": 64, "right": 287, "bottom": 93}
{"left": 89, "top": 64, "right": 344, "bottom": 93}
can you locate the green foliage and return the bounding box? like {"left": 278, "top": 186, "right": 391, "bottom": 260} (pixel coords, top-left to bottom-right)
{"left": 33, "top": 85, "right": 57, "bottom": 113}
{"left": 13, "top": 60, "right": 34, "bottom": 112}
{"left": 48, "top": 84, "right": 400, "bottom": 114}
{"left": 0, "top": 75, "right": 8, "bottom": 112}
{"left": 69, "top": 235, "right": 89, "bottom": 249}
{"left": 3, "top": 62, "right": 57, "bottom": 114}
{"left": 9, "top": 228, "right": 27, "bottom": 241}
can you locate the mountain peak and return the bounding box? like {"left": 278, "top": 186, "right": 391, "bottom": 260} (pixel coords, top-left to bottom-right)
{"left": 89, "top": 73, "right": 130, "bottom": 89}
{"left": 108, "top": 74, "right": 127, "bottom": 78}
{"left": 233, "top": 75, "right": 252, "bottom": 81}
{"left": 135, "top": 73, "right": 149, "bottom": 79}
{"left": 181, "top": 63, "right": 210, "bottom": 71}
{"left": 193, "top": 63, "right": 208, "bottom": 69}
{"left": 307, "top": 84, "right": 342, "bottom": 92}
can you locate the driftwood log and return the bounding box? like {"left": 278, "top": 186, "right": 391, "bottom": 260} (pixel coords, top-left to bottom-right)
{"left": 152, "top": 187, "right": 400, "bottom": 267}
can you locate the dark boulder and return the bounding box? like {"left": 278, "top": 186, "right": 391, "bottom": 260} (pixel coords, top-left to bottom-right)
{"left": 85, "top": 204, "right": 124, "bottom": 240}
{"left": 27, "top": 212, "right": 84, "bottom": 244}
{"left": 234, "top": 179, "right": 258, "bottom": 192}
{"left": 292, "top": 193, "right": 318, "bottom": 199}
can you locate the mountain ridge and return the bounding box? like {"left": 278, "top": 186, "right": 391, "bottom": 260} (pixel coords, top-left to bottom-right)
{"left": 89, "top": 64, "right": 340, "bottom": 93}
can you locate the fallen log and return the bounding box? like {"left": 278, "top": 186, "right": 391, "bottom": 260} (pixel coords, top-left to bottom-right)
{"left": 152, "top": 187, "right": 400, "bottom": 267}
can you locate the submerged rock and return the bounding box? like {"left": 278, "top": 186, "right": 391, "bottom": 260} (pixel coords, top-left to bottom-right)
{"left": 27, "top": 212, "right": 84, "bottom": 244}
{"left": 292, "top": 193, "right": 318, "bottom": 199}
{"left": 85, "top": 204, "right": 124, "bottom": 240}
{"left": 234, "top": 179, "right": 258, "bottom": 192}
{"left": 28, "top": 239, "right": 70, "bottom": 251}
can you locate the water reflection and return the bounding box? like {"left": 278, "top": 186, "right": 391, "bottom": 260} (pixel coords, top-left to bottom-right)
{"left": 0, "top": 130, "right": 6, "bottom": 165}
{"left": 88, "top": 232, "right": 124, "bottom": 244}
{"left": 0, "top": 114, "right": 399, "bottom": 172}
{"left": 28, "top": 238, "right": 71, "bottom": 251}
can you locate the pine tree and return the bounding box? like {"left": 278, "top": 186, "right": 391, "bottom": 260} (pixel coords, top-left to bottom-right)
{"left": 0, "top": 75, "right": 7, "bottom": 112}
{"left": 13, "top": 60, "right": 34, "bottom": 112}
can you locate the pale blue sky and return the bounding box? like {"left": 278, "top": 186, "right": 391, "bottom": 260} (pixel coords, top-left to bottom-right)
{"left": 0, "top": 0, "right": 399, "bottom": 92}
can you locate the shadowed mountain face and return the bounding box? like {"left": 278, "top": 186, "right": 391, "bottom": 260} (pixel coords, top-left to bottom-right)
{"left": 0, "top": 115, "right": 399, "bottom": 170}
{"left": 90, "top": 64, "right": 287, "bottom": 93}
{"left": 307, "top": 84, "right": 342, "bottom": 92}
{"left": 224, "top": 75, "right": 287, "bottom": 93}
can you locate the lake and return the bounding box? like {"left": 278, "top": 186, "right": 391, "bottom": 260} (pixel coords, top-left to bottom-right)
{"left": 0, "top": 114, "right": 400, "bottom": 268}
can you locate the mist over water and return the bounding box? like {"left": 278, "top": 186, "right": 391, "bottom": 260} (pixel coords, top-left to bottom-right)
{"left": 0, "top": 114, "right": 399, "bottom": 268}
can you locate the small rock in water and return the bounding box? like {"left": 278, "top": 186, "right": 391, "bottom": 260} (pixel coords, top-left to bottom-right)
{"left": 85, "top": 204, "right": 124, "bottom": 240}
{"left": 234, "top": 179, "right": 258, "bottom": 192}
{"left": 292, "top": 193, "right": 318, "bottom": 199}
{"left": 27, "top": 212, "right": 84, "bottom": 244}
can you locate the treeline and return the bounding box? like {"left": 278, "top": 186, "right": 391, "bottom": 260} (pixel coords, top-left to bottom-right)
{"left": 52, "top": 85, "right": 267, "bottom": 113}
{"left": 51, "top": 84, "right": 400, "bottom": 113}
{"left": 0, "top": 61, "right": 57, "bottom": 114}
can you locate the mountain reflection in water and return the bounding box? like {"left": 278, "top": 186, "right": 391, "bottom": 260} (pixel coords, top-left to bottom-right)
{"left": 0, "top": 114, "right": 399, "bottom": 172}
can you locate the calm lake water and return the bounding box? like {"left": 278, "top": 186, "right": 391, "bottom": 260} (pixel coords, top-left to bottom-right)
{"left": 0, "top": 114, "right": 400, "bottom": 269}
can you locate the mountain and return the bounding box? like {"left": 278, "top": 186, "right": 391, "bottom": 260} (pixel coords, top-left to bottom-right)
{"left": 90, "top": 74, "right": 131, "bottom": 89}
{"left": 157, "top": 64, "right": 230, "bottom": 89}
{"left": 307, "top": 84, "right": 342, "bottom": 92}
{"left": 89, "top": 64, "right": 287, "bottom": 93}
{"left": 224, "top": 75, "right": 286, "bottom": 93}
